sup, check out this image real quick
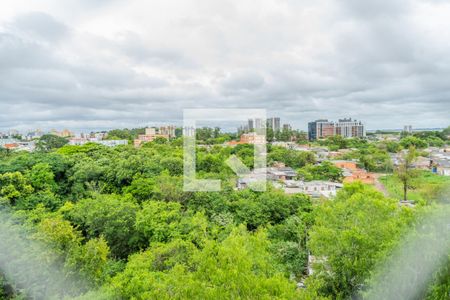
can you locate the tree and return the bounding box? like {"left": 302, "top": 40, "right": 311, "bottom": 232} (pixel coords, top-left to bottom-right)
{"left": 233, "top": 189, "right": 311, "bottom": 230}
{"left": 395, "top": 147, "right": 419, "bottom": 201}
{"left": 0, "top": 172, "right": 33, "bottom": 205}
{"left": 36, "top": 134, "right": 68, "bottom": 152}
{"left": 299, "top": 161, "right": 343, "bottom": 182}
{"left": 442, "top": 125, "right": 450, "bottom": 138}
{"left": 27, "top": 163, "right": 57, "bottom": 192}
{"left": 384, "top": 141, "right": 401, "bottom": 153}
{"left": 399, "top": 136, "right": 428, "bottom": 149}
{"left": 268, "top": 215, "right": 309, "bottom": 279}
{"left": 110, "top": 228, "right": 299, "bottom": 299}
{"left": 123, "top": 177, "right": 156, "bottom": 202}
{"left": 66, "top": 237, "right": 110, "bottom": 286}
{"left": 268, "top": 147, "right": 315, "bottom": 169}
{"left": 135, "top": 201, "right": 183, "bottom": 244}
{"left": 306, "top": 183, "right": 414, "bottom": 299}
{"left": 65, "top": 194, "right": 142, "bottom": 258}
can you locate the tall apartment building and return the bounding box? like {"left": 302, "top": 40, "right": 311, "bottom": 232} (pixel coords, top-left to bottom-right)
{"left": 254, "top": 118, "right": 264, "bottom": 130}
{"left": 247, "top": 118, "right": 265, "bottom": 132}
{"left": 248, "top": 119, "right": 254, "bottom": 131}
{"left": 267, "top": 117, "right": 281, "bottom": 132}
{"left": 403, "top": 125, "right": 413, "bottom": 133}
{"left": 145, "top": 127, "right": 157, "bottom": 135}
{"left": 335, "top": 118, "right": 365, "bottom": 138}
{"left": 159, "top": 125, "right": 176, "bottom": 138}
{"left": 308, "top": 118, "right": 365, "bottom": 140}
{"left": 134, "top": 126, "right": 174, "bottom": 147}
{"left": 308, "top": 120, "right": 335, "bottom": 141}
{"left": 282, "top": 124, "right": 292, "bottom": 131}
{"left": 51, "top": 129, "right": 74, "bottom": 138}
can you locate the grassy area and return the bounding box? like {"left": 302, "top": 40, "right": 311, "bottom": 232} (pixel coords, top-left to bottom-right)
{"left": 381, "top": 171, "right": 450, "bottom": 204}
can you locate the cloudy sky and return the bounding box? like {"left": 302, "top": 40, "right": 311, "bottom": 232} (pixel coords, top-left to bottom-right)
{"left": 0, "top": 0, "right": 449, "bottom": 132}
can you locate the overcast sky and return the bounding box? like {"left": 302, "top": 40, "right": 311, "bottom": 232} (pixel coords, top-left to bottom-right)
{"left": 0, "top": 0, "right": 449, "bottom": 132}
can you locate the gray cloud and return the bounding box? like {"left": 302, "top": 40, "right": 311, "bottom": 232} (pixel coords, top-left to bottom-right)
{"left": 0, "top": 0, "right": 449, "bottom": 133}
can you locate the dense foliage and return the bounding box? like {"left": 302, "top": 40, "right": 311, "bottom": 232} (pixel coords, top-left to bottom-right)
{"left": 0, "top": 135, "right": 448, "bottom": 299}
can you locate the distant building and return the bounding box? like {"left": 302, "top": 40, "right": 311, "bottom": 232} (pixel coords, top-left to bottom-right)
{"left": 25, "top": 129, "right": 44, "bottom": 140}
{"left": 335, "top": 118, "right": 365, "bottom": 138}
{"left": 183, "top": 126, "right": 195, "bottom": 137}
{"left": 343, "top": 169, "right": 375, "bottom": 185}
{"left": 3, "top": 143, "right": 19, "bottom": 150}
{"left": 0, "top": 139, "right": 35, "bottom": 152}
{"left": 68, "top": 138, "right": 128, "bottom": 147}
{"left": 134, "top": 126, "right": 173, "bottom": 147}
{"left": 248, "top": 119, "right": 254, "bottom": 131}
{"left": 246, "top": 118, "right": 265, "bottom": 132}
{"left": 267, "top": 117, "right": 281, "bottom": 132}
{"left": 434, "top": 160, "right": 450, "bottom": 176}
{"left": 254, "top": 118, "right": 264, "bottom": 130}
{"left": 145, "top": 127, "right": 157, "bottom": 135}
{"left": 52, "top": 129, "right": 74, "bottom": 138}
{"left": 239, "top": 132, "right": 266, "bottom": 145}
{"left": 282, "top": 124, "right": 292, "bottom": 131}
{"left": 308, "top": 119, "right": 335, "bottom": 141}
{"left": 267, "top": 164, "right": 297, "bottom": 181}
{"left": 0, "top": 139, "right": 19, "bottom": 147}
{"left": 308, "top": 118, "right": 365, "bottom": 140}
{"left": 159, "top": 126, "right": 176, "bottom": 138}
{"left": 236, "top": 165, "right": 297, "bottom": 189}
{"left": 332, "top": 160, "right": 375, "bottom": 185}
{"left": 332, "top": 160, "right": 358, "bottom": 170}
{"left": 284, "top": 180, "right": 343, "bottom": 199}
{"left": 403, "top": 125, "right": 413, "bottom": 133}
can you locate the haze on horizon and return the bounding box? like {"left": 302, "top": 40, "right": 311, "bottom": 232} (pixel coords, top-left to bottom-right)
{"left": 0, "top": 0, "right": 449, "bottom": 132}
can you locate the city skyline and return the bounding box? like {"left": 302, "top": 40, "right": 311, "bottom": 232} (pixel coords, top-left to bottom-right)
{"left": 1, "top": 0, "right": 450, "bottom": 132}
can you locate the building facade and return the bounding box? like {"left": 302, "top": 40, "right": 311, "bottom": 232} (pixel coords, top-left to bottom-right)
{"left": 335, "top": 118, "right": 365, "bottom": 138}
{"left": 159, "top": 126, "right": 176, "bottom": 138}
{"left": 403, "top": 125, "right": 413, "bottom": 133}
{"left": 239, "top": 132, "right": 266, "bottom": 144}
{"left": 308, "top": 118, "right": 365, "bottom": 140}
{"left": 308, "top": 119, "right": 335, "bottom": 141}
{"left": 267, "top": 117, "right": 281, "bottom": 132}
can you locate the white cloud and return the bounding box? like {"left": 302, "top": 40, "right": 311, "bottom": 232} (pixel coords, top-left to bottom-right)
{"left": 0, "top": 0, "right": 449, "bottom": 132}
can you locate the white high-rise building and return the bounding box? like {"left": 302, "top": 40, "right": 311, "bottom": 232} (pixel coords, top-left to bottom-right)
{"left": 335, "top": 118, "right": 365, "bottom": 138}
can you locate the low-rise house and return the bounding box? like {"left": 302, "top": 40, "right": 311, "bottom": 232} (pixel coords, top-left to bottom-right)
{"left": 332, "top": 160, "right": 375, "bottom": 184}
{"left": 236, "top": 168, "right": 343, "bottom": 198}
{"left": 411, "top": 156, "right": 431, "bottom": 170}
{"left": 434, "top": 160, "right": 450, "bottom": 176}
{"left": 134, "top": 134, "right": 169, "bottom": 146}
{"left": 332, "top": 160, "right": 358, "bottom": 170}
{"left": 309, "top": 147, "right": 330, "bottom": 162}
{"left": 228, "top": 132, "right": 266, "bottom": 146}
{"left": 134, "top": 127, "right": 173, "bottom": 147}
{"left": 3, "top": 143, "right": 19, "bottom": 150}
{"left": 0, "top": 139, "right": 20, "bottom": 147}
{"left": 69, "top": 138, "right": 128, "bottom": 147}
{"left": 16, "top": 141, "right": 36, "bottom": 152}
{"left": 284, "top": 180, "right": 343, "bottom": 198}
{"left": 267, "top": 166, "right": 297, "bottom": 181}
{"left": 236, "top": 164, "right": 296, "bottom": 190}
{"left": 0, "top": 141, "right": 35, "bottom": 152}
{"left": 237, "top": 173, "right": 266, "bottom": 190}
{"left": 343, "top": 169, "right": 376, "bottom": 184}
